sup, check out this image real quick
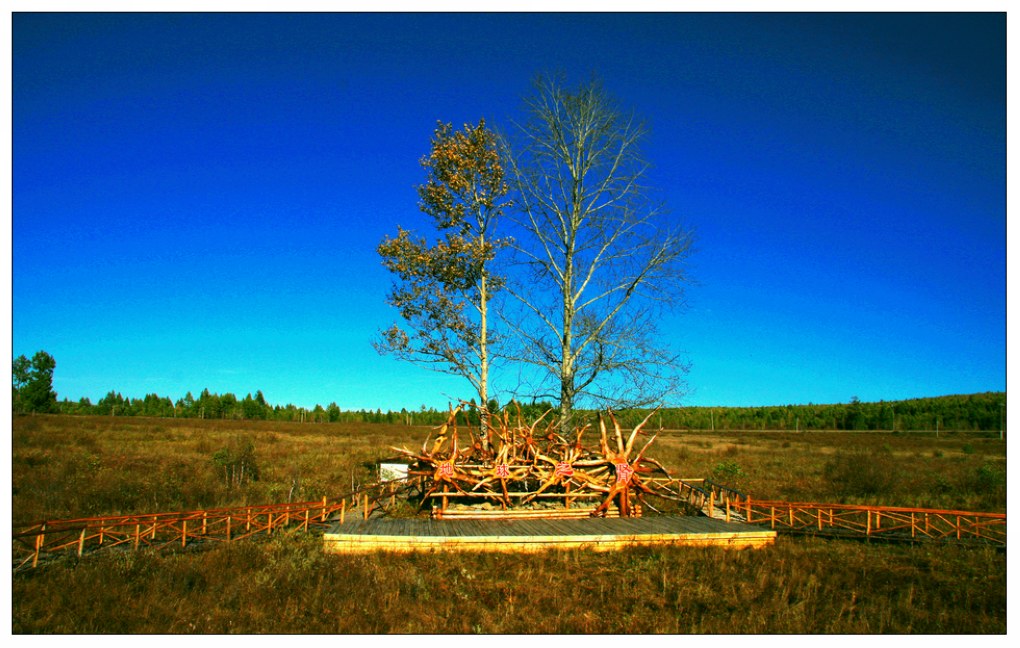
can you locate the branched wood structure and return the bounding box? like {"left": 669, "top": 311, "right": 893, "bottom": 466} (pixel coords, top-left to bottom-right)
{"left": 390, "top": 404, "right": 688, "bottom": 517}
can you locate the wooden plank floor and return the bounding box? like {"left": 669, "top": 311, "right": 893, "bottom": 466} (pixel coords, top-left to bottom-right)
{"left": 323, "top": 515, "right": 776, "bottom": 553}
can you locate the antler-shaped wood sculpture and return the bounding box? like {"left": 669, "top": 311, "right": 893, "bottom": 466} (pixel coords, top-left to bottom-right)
{"left": 391, "top": 402, "right": 672, "bottom": 516}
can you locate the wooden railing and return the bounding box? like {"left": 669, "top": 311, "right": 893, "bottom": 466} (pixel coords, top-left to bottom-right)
{"left": 12, "top": 477, "right": 418, "bottom": 571}
{"left": 15, "top": 478, "right": 1005, "bottom": 570}
{"left": 12, "top": 499, "right": 345, "bottom": 571}
{"left": 644, "top": 479, "right": 1005, "bottom": 545}
{"left": 716, "top": 496, "right": 1005, "bottom": 545}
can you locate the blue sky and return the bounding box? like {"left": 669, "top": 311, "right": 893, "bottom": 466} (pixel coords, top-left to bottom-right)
{"left": 10, "top": 11, "right": 1006, "bottom": 411}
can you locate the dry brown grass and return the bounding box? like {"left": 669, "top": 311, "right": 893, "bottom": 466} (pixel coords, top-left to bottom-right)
{"left": 12, "top": 533, "right": 1005, "bottom": 634}
{"left": 11, "top": 415, "right": 1007, "bottom": 634}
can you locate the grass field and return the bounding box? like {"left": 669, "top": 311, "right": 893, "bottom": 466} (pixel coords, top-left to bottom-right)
{"left": 11, "top": 414, "right": 1007, "bottom": 634}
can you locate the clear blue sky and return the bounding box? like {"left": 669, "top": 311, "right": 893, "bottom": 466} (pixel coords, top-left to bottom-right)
{"left": 11, "top": 12, "right": 1006, "bottom": 411}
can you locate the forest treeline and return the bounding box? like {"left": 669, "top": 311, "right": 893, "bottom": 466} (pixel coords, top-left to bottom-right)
{"left": 13, "top": 349, "right": 1007, "bottom": 431}
{"left": 40, "top": 389, "right": 1007, "bottom": 432}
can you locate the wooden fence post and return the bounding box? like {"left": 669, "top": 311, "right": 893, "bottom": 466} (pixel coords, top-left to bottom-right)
{"left": 182, "top": 520, "right": 188, "bottom": 548}
{"left": 321, "top": 496, "right": 327, "bottom": 522}
{"left": 226, "top": 516, "right": 232, "bottom": 542}
{"left": 33, "top": 523, "right": 46, "bottom": 568}
{"left": 78, "top": 527, "right": 86, "bottom": 557}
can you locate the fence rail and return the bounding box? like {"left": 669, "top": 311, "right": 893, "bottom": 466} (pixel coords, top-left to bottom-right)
{"left": 641, "top": 480, "right": 1006, "bottom": 545}
{"left": 11, "top": 478, "right": 418, "bottom": 572}
{"left": 712, "top": 495, "right": 1005, "bottom": 545}
{"left": 14, "top": 478, "right": 1005, "bottom": 570}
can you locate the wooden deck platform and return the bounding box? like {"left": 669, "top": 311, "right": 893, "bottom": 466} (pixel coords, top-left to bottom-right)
{"left": 323, "top": 515, "right": 776, "bottom": 553}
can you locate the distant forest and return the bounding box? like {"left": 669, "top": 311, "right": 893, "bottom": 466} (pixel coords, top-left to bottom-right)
{"left": 41, "top": 389, "right": 1007, "bottom": 432}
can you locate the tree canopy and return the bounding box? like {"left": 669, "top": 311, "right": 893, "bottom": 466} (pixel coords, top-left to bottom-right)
{"left": 12, "top": 350, "right": 57, "bottom": 414}
{"left": 500, "top": 74, "right": 694, "bottom": 427}
{"left": 375, "top": 119, "right": 510, "bottom": 433}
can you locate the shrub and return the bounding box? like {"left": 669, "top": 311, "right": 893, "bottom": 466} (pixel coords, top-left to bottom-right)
{"left": 712, "top": 460, "right": 745, "bottom": 481}
{"left": 972, "top": 463, "right": 1005, "bottom": 491}
{"left": 211, "top": 436, "right": 260, "bottom": 488}
{"left": 823, "top": 449, "right": 899, "bottom": 498}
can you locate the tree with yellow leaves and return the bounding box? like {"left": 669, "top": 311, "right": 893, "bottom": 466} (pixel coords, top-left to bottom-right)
{"left": 376, "top": 120, "right": 509, "bottom": 442}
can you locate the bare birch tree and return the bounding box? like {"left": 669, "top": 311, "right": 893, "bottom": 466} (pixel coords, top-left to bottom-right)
{"left": 376, "top": 120, "right": 509, "bottom": 440}
{"left": 501, "top": 75, "right": 694, "bottom": 428}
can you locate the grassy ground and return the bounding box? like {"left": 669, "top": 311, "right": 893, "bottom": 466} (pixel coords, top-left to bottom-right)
{"left": 11, "top": 414, "right": 1008, "bottom": 634}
